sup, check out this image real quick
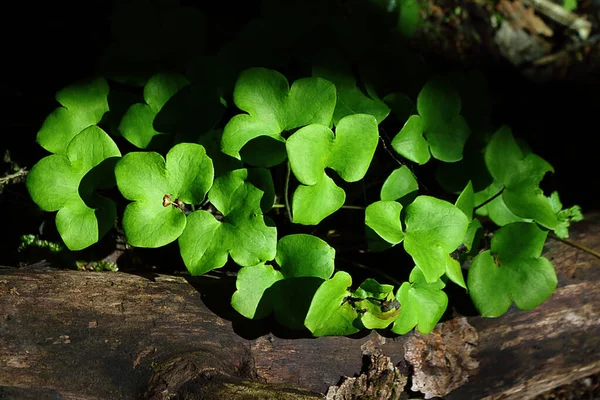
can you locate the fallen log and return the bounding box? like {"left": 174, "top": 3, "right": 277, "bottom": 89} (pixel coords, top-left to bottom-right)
{"left": 1, "top": 215, "right": 599, "bottom": 399}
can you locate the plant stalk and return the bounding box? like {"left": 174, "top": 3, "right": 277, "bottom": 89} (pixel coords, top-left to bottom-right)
{"left": 549, "top": 233, "right": 600, "bottom": 260}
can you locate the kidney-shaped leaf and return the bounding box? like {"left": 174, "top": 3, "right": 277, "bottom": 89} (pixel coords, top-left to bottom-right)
{"left": 287, "top": 114, "right": 379, "bottom": 225}
{"left": 484, "top": 126, "right": 558, "bottom": 229}
{"left": 365, "top": 201, "right": 404, "bottom": 245}
{"left": 119, "top": 72, "right": 190, "bottom": 149}
{"left": 231, "top": 263, "right": 284, "bottom": 320}
{"left": 403, "top": 196, "right": 469, "bottom": 283}
{"left": 468, "top": 222, "right": 557, "bottom": 317}
{"left": 221, "top": 68, "right": 336, "bottom": 167}
{"left": 115, "top": 143, "right": 213, "bottom": 248}
{"left": 380, "top": 166, "right": 419, "bottom": 203}
{"left": 391, "top": 78, "right": 470, "bottom": 163}
{"left": 37, "top": 77, "right": 109, "bottom": 155}
{"left": 179, "top": 170, "right": 277, "bottom": 276}
{"left": 276, "top": 234, "right": 335, "bottom": 280}
{"left": 392, "top": 267, "right": 448, "bottom": 334}
{"left": 304, "top": 271, "right": 361, "bottom": 337}
{"left": 27, "top": 126, "right": 121, "bottom": 250}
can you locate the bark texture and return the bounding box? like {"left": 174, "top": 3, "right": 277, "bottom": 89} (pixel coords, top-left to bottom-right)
{"left": 1, "top": 215, "right": 599, "bottom": 399}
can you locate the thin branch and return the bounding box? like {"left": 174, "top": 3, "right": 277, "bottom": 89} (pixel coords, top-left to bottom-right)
{"left": 474, "top": 188, "right": 504, "bottom": 210}
{"left": 0, "top": 169, "right": 28, "bottom": 184}
{"left": 549, "top": 233, "right": 600, "bottom": 260}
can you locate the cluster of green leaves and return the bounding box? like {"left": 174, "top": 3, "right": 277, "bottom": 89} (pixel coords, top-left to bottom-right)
{"left": 27, "top": 27, "right": 581, "bottom": 336}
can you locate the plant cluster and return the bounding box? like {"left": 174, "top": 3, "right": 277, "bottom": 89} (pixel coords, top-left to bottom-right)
{"left": 25, "top": 1, "right": 582, "bottom": 337}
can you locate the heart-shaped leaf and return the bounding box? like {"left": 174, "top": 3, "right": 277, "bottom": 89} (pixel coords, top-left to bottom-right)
{"left": 231, "top": 263, "right": 284, "bottom": 319}
{"left": 221, "top": 68, "right": 336, "bottom": 167}
{"left": 304, "top": 271, "right": 361, "bottom": 337}
{"left": 287, "top": 114, "right": 379, "bottom": 224}
{"left": 119, "top": 72, "right": 190, "bottom": 149}
{"left": 231, "top": 234, "right": 336, "bottom": 326}
{"left": 484, "top": 126, "right": 558, "bottom": 228}
{"left": 380, "top": 166, "right": 419, "bottom": 203}
{"left": 312, "top": 61, "right": 390, "bottom": 125}
{"left": 392, "top": 267, "right": 448, "bottom": 334}
{"left": 179, "top": 169, "right": 276, "bottom": 275}
{"left": 403, "top": 196, "right": 469, "bottom": 283}
{"left": 468, "top": 222, "right": 557, "bottom": 317}
{"left": 37, "top": 77, "right": 110, "bottom": 155}
{"left": 27, "top": 126, "right": 121, "bottom": 250}
{"left": 276, "top": 234, "right": 335, "bottom": 280}
{"left": 391, "top": 115, "right": 430, "bottom": 165}
{"left": 365, "top": 201, "right": 404, "bottom": 245}
{"left": 115, "top": 143, "right": 213, "bottom": 248}
{"left": 390, "top": 78, "right": 471, "bottom": 163}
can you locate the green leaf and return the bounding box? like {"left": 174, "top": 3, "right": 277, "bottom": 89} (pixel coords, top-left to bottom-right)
{"left": 231, "top": 263, "right": 284, "bottom": 319}
{"left": 291, "top": 174, "right": 346, "bottom": 225}
{"left": 207, "top": 168, "right": 274, "bottom": 214}
{"left": 391, "top": 115, "right": 430, "bottom": 165}
{"left": 179, "top": 170, "right": 277, "bottom": 275}
{"left": 312, "top": 61, "right": 390, "bottom": 125}
{"left": 304, "top": 271, "right": 360, "bottom": 337}
{"left": 380, "top": 166, "right": 419, "bottom": 203}
{"left": 365, "top": 201, "right": 404, "bottom": 245}
{"left": 485, "top": 126, "right": 554, "bottom": 189}
{"left": 276, "top": 234, "right": 335, "bottom": 280}
{"left": 354, "top": 278, "right": 395, "bottom": 300}
{"left": 329, "top": 115, "right": 380, "bottom": 182}
{"left": 115, "top": 143, "right": 213, "bottom": 248}
{"left": 286, "top": 124, "right": 334, "bottom": 186}
{"left": 287, "top": 114, "right": 379, "bottom": 184}
{"left": 393, "top": 78, "right": 470, "bottom": 163}
{"left": 550, "top": 192, "right": 583, "bottom": 238}
{"left": 475, "top": 181, "right": 531, "bottom": 226}
{"left": 468, "top": 222, "right": 557, "bottom": 317}
{"left": 119, "top": 72, "right": 190, "bottom": 149}
{"left": 426, "top": 115, "right": 471, "bottom": 162}
{"left": 398, "top": 0, "right": 421, "bottom": 37}
{"left": 503, "top": 187, "right": 560, "bottom": 229}
{"left": 455, "top": 181, "right": 474, "bottom": 220}
{"left": 403, "top": 196, "right": 469, "bottom": 283}
{"left": 287, "top": 114, "right": 379, "bottom": 224}
{"left": 221, "top": 68, "right": 336, "bottom": 167}
{"left": 37, "top": 77, "right": 109, "bottom": 155}
{"left": 563, "top": 0, "right": 578, "bottom": 13}
{"left": 353, "top": 279, "right": 401, "bottom": 330}
{"left": 196, "top": 129, "right": 244, "bottom": 178}
{"left": 417, "top": 78, "right": 461, "bottom": 122}
{"left": 445, "top": 259, "right": 467, "bottom": 289}
{"left": 392, "top": 267, "right": 447, "bottom": 334}
{"left": 27, "top": 126, "right": 120, "bottom": 250}
{"left": 463, "top": 218, "right": 483, "bottom": 251}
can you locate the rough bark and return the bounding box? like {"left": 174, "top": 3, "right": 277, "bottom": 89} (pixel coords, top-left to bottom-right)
{"left": 1, "top": 215, "right": 599, "bottom": 399}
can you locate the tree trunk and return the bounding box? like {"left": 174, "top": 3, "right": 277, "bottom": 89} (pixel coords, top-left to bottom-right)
{"left": 1, "top": 215, "right": 599, "bottom": 400}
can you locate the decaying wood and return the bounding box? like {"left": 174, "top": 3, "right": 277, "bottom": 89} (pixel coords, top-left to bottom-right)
{"left": 1, "top": 215, "right": 599, "bottom": 399}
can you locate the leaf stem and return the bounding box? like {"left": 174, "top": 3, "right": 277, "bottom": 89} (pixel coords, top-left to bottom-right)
{"left": 0, "top": 169, "right": 28, "bottom": 184}
{"left": 474, "top": 187, "right": 504, "bottom": 210}
{"left": 284, "top": 161, "right": 292, "bottom": 222}
{"left": 548, "top": 233, "right": 600, "bottom": 260}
